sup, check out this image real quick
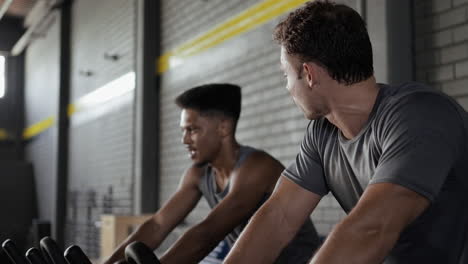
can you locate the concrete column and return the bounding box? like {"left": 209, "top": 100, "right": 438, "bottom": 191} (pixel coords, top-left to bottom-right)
{"left": 367, "top": 0, "right": 413, "bottom": 84}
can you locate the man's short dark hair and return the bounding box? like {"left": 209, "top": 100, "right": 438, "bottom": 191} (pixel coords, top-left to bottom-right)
{"left": 175, "top": 83, "right": 242, "bottom": 125}
{"left": 274, "top": 0, "right": 374, "bottom": 85}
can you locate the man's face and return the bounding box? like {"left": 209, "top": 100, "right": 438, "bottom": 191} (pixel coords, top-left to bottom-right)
{"left": 180, "top": 109, "right": 223, "bottom": 167}
{"left": 280, "top": 46, "right": 327, "bottom": 120}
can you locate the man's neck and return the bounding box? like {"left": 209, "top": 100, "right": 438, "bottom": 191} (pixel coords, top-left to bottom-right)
{"left": 211, "top": 139, "right": 241, "bottom": 178}
{"left": 325, "top": 77, "right": 379, "bottom": 140}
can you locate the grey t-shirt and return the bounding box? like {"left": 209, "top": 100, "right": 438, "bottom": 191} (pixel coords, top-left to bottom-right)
{"left": 199, "top": 145, "right": 321, "bottom": 263}
{"left": 284, "top": 82, "right": 468, "bottom": 263}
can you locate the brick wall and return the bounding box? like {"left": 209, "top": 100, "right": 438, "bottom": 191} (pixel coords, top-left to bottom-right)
{"left": 414, "top": 0, "right": 468, "bottom": 109}
{"left": 65, "top": 0, "right": 136, "bottom": 258}
{"left": 24, "top": 11, "right": 60, "bottom": 231}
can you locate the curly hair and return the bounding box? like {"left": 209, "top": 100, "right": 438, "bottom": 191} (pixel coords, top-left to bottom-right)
{"left": 274, "top": 0, "right": 373, "bottom": 85}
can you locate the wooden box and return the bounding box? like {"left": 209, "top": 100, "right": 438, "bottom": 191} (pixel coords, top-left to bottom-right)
{"left": 100, "top": 214, "right": 151, "bottom": 259}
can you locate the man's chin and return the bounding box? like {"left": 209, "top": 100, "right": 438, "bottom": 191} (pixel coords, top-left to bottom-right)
{"left": 305, "top": 114, "right": 316, "bottom": 120}
{"left": 305, "top": 111, "right": 323, "bottom": 120}
{"left": 297, "top": 106, "right": 321, "bottom": 120}
{"left": 194, "top": 160, "right": 208, "bottom": 168}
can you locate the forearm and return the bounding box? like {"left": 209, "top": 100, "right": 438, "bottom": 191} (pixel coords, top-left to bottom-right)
{"left": 160, "top": 222, "right": 222, "bottom": 264}
{"left": 310, "top": 217, "right": 399, "bottom": 264}
{"left": 103, "top": 219, "right": 167, "bottom": 264}
{"left": 224, "top": 204, "right": 296, "bottom": 264}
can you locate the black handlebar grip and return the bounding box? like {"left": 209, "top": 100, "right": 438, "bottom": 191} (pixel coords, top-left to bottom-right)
{"left": 124, "top": 241, "right": 160, "bottom": 264}
{"left": 63, "top": 245, "right": 92, "bottom": 264}
{"left": 39, "top": 237, "right": 67, "bottom": 264}
{"left": 25, "top": 248, "right": 48, "bottom": 264}
{"left": 2, "top": 239, "right": 28, "bottom": 264}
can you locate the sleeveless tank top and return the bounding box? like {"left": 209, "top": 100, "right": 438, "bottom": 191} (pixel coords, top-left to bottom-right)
{"left": 198, "top": 145, "right": 258, "bottom": 246}
{"left": 198, "top": 145, "right": 321, "bottom": 263}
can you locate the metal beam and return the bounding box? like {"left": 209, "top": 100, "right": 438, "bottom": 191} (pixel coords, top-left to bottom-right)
{"left": 0, "top": 0, "right": 13, "bottom": 21}
{"left": 55, "top": 0, "right": 72, "bottom": 247}
{"left": 10, "top": 0, "right": 61, "bottom": 56}
{"left": 133, "top": 0, "right": 161, "bottom": 214}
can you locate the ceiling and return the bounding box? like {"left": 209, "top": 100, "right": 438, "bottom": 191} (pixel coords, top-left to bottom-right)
{"left": 0, "top": 0, "right": 37, "bottom": 18}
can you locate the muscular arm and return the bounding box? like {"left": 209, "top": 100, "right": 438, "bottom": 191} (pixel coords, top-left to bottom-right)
{"left": 160, "top": 152, "right": 283, "bottom": 264}
{"left": 102, "top": 168, "right": 202, "bottom": 264}
{"left": 310, "top": 183, "right": 430, "bottom": 264}
{"left": 224, "top": 176, "right": 322, "bottom": 264}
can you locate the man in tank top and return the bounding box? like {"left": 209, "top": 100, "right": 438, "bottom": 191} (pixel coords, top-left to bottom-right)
{"left": 224, "top": 1, "right": 468, "bottom": 264}
{"left": 102, "top": 83, "right": 321, "bottom": 264}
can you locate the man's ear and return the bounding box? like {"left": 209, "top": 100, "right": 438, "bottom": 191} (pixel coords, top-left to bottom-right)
{"left": 218, "top": 118, "right": 232, "bottom": 137}
{"left": 302, "top": 62, "right": 316, "bottom": 87}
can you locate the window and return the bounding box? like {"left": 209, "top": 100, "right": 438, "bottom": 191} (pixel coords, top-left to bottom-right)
{"left": 0, "top": 55, "right": 4, "bottom": 98}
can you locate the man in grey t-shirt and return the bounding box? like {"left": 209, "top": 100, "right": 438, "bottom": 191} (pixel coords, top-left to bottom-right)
{"left": 225, "top": 1, "right": 468, "bottom": 264}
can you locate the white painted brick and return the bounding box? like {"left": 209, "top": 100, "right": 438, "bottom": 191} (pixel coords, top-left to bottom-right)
{"left": 441, "top": 78, "right": 468, "bottom": 96}
{"left": 311, "top": 207, "right": 324, "bottom": 218}
{"left": 71, "top": 0, "right": 134, "bottom": 100}
{"left": 25, "top": 20, "right": 60, "bottom": 125}
{"left": 413, "top": 0, "right": 468, "bottom": 89}
{"left": 456, "top": 60, "right": 468, "bottom": 77}
{"left": 320, "top": 194, "right": 337, "bottom": 208}
{"left": 415, "top": 50, "right": 441, "bottom": 66}
{"left": 455, "top": 96, "right": 468, "bottom": 110}
{"left": 323, "top": 209, "right": 344, "bottom": 222}
{"left": 441, "top": 43, "right": 468, "bottom": 63}
{"left": 429, "top": 29, "right": 453, "bottom": 48}
{"left": 428, "top": 0, "right": 452, "bottom": 14}
{"left": 315, "top": 223, "right": 333, "bottom": 236}
{"left": 453, "top": 24, "right": 468, "bottom": 42}
{"left": 454, "top": 0, "right": 468, "bottom": 7}
{"left": 437, "top": 7, "right": 467, "bottom": 29}
{"left": 427, "top": 65, "right": 454, "bottom": 82}
{"left": 65, "top": 0, "right": 136, "bottom": 255}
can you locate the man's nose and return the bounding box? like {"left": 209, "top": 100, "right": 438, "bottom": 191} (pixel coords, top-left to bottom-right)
{"left": 181, "top": 131, "right": 190, "bottom": 144}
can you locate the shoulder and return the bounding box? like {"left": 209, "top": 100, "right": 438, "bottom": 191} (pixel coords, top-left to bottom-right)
{"left": 375, "top": 82, "right": 464, "bottom": 124}
{"left": 243, "top": 150, "right": 284, "bottom": 171}
{"left": 380, "top": 82, "right": 456, "bottom": 110}
{"left": 375, "top": 83, "right": 467, "bottom": 147}
{"left": 235, "top": 148, "right": 284, "bottom": 183}
{"left": 181, "top": 165, "right": 206, "bottom": 186}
